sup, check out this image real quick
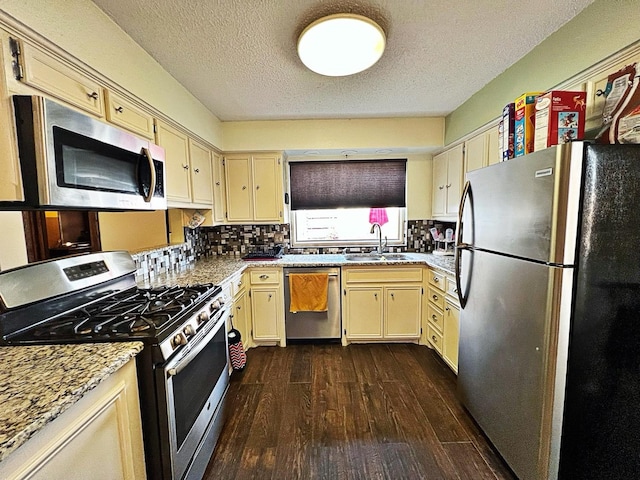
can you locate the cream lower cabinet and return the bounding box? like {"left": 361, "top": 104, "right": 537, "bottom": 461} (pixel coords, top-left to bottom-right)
{"left": 0, "top": 359, "right": 146, "bottom": 480}
{"left": 342, "top": 267, "right": 423, "bottom": 344}
{"left": 426, "top": 268, "right": 460, "bottom": 373}
{"left": 224, "top": 153, "right": 284, "bottom": 223}
{"left": 248, "top": 268, "right": 285, "bottom": 345}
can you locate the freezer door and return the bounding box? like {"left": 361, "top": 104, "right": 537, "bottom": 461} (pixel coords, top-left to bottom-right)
{"left": 462, "top": 143, "right": 583, "bottom": 265}
{"left": 458, "top": 249, "right": 564, "bottom": 480}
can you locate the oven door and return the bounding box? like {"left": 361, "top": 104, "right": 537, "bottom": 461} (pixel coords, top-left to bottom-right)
{"left": 13, "top": 95, "right": 166, "bottom": 211}
{"left": 161, "top": 310, "right": 230, "bottom": 480}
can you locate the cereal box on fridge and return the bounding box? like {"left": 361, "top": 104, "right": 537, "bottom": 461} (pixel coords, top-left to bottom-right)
{"left": 514, "top": 92, "right": 542, "bottom": 156}
{"left": 502, "top": 103, "right": 515, "bottom": 160}
{"left": 534, "top": 91, "right": 586, "bottom": 151}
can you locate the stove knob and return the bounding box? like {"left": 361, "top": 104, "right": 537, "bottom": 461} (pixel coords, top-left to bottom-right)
{"left": 172, "top": 334, "right": 187, "bottom": 348}
{"left": 198, "top": 311, "right": 209, "bottom": 324}
{"left": 183, "top": 325, "right": 195, "bottom": 337}
{"left": 209, "top": 300, "right": 221, "bottom": 312}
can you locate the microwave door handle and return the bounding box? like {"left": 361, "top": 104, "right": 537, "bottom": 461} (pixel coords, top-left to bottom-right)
{"left": 140, "top": 147, "right": 156, "bottom": 203}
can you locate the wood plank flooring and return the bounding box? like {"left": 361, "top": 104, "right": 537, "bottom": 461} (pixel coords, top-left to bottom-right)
{"left": 204, "top": 343, "right": 516, "bottom": 480}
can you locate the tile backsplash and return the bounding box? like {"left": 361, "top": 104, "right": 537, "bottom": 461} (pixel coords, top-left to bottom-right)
{"left": 186, "top": 220, "right": 455, "bottom": 258}
{"left": 132, "top": 219, "right": 456, "bottom": 280}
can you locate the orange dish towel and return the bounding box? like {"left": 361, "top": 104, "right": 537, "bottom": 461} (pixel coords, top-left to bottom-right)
{"left": 289, "top": 273, "right": 329, "bottom": 312}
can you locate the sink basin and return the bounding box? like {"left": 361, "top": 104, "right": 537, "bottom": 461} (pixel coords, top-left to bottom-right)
{"left": 343, "top": 253, "right": 410, "bottom": 261}
{"left": 344, "top": 254, "right": 384, "bottom": 261}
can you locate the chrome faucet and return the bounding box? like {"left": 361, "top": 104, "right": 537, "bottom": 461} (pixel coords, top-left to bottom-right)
{"left": 370, "top": 223, "right": 387, "bottom": 254}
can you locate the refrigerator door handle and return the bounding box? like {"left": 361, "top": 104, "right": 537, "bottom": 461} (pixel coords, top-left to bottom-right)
{"left": 455, "top": 180, "right": 472, "bottom": 308}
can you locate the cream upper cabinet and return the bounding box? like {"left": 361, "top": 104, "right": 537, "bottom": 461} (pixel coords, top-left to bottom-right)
{"left": 432, "top": 144, "right": 463, "bottom": 219}
{"left": 104, "top": 90, "right": 154, "bottom": 140}
{"left": 224, "top": 152, "right": 283, "bottom": 223}
{"left": 212, "top": 152, "right": 227, "bottom": 223}
{"left": 464, "top": 132, "right": 487, "bottom": 173}
{"left": 464, "top": 128, "right": 501, "bottom": 176}
{"left": 342, "top": 266, "right": 423, "bottom": 343}
{"left": 188, "top": 138, "right": 214, "bottom": 205}
{"left": 156, "top": 120, "right": 191, "bottom": 204}
{"left": 0, "top": 31, "right": 23, "bottom": 201}
{"left": 18, "top": 41, "right": 105, "bottom": 117}
{"left": 156, "top": 121, "right": 214, "bottom": 207}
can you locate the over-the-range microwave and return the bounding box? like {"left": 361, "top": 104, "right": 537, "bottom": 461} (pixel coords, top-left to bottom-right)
{"left": 6, "top": 95, "right": 166, "bottom": 211}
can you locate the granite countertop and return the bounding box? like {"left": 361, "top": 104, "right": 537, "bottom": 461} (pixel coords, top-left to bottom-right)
{"left": 139, "top": 253, "right": 455, "bottom": 288}
{"left": 0, "top": 342, "right": 143, "bottom": 462}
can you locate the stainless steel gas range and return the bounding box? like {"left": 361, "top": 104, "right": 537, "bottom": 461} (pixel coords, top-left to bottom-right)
{"left": 0, "top": 251, "right": 231, "bottom": 480}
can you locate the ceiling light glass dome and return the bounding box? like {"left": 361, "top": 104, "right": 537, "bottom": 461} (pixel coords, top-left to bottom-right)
{"left": 297, "top": 13, "right": 386, "bottom": 77}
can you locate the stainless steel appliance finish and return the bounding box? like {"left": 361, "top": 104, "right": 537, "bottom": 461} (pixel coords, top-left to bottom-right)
{"left": 283, "top": 267, "right": 341, "bottom": 340}
{"left": 456, "top": 142, "right": 640, "bottom": 479}
{"left": 8, "top": 95, "right": 166, "bottom": 211}
{"left": 0, "top": 251, "right": 230, "bottom": 480}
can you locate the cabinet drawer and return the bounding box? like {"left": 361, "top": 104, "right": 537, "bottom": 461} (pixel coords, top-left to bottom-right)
{"left": 105, "top": 90, "right": 154, "bottom": 139}
{"left": 445, "top": 276, "right": 460, "bottom": 305}
{"left": 428, "top": 270, "right": 446, "bottom": 291}
{"left": 250, "top": 269, "right": 280, "bottom": 285}
{"left": 427, "top": 324, "right": 443, "bottom": 354}
{"left": 343, "top": 267, "right": 423, "bottom": 283}
{"left": 427, "top": 303, "right": 444, "bottom": 334}
{"left": 230, "top": 273, "right": 246, "bottom": 298}
{"left": 21, "top": 42, "right": 105, "bottom": 117}
{"left": 427, "top": 286, "right": 445, "bottom": 310}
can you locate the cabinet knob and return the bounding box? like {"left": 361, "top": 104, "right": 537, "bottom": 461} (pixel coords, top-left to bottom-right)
{"left": 114, "top": 106, "right": 124, "bottom": 113}
{"left": 87, "top": 91, "right": 99, "bottom": 100}
{"left": 596, "top": 89, "right": 605, "bottom": 97}
{"left": 182, "top": 164, "right": 189, "bottom": 170}
{"left": 390, "top": 293, "right": 395, "bottom": 299}
{"left": 438, "top": 185, "right": 444, "bottom": 190}
{"left": 194, "top": 168, "right": 200, "bottom": 173}
{"left": 237, "top": 305, "right": 242, "bottom": 310}
{"left": 431, "top": 335, "right": 437, "bottom": 343}
{"left": 242, "top": 185, "right": 247, "bottom": 190}
{"left": 432, "top": 294, "right": 438, "bottom": 301}
{"left": 215, "top": 181, "right": 221, "bottom": 186}
{"left": 431, "top": 314, "right": 437, "bottom": 321}
{"left": 268, "top": 294, "right": 272, "bottom": 299}
{"left": 446, "top": 183, "right": 452, "bottom": 188}
{"left": 445, "top": 307, "right": 450, "bottom": 312}
{"left": 433, "top": 276, "right": 439, "bottom": 282}
{"left": 256, "top": 185, "right": 260, "bottom": 190}
{"left": 259, "top": 274, "right": 268, "bottom": 279}
{"left": 374, "top": 293, "right": 378, "bottom": 299}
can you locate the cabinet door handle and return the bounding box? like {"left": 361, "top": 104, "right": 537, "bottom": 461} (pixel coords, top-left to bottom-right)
{"left": 182, "top": 164, "right": 189, "bottom": 170}
{"left": 216, "top": 181, "right": 221, "bottom": 186}
{"left": 438, "top": 185, "right": 444, "bottom": 190}
{"left": 114, "top": 106, "right": 124, "bottom": 113}
{"left": 390, "top": 293, "right": 395, "bottom": 299}
{"left": 87, "top": 91, "right": 99, "bottom": 100}
{"left": 374, "top": 293, "right": 378, "bottom": 299}
{"left": 268, "top": 294, "right": 272, "bottom": 300}
{"left": 446, "top": 183, "right": 452, "bottom": 188}
{"left": 194, "top": 168, "right": 200, "bottom": 173}
{"left": 259, "top": 274, "right": 268, "bottom": 279}
{"left": 445, "top": 307, "right": 450, "bottom": 312}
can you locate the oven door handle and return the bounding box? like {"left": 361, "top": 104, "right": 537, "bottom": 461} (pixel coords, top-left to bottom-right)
{"left": 166, "top": 311, "right": 228, "bottom": 377}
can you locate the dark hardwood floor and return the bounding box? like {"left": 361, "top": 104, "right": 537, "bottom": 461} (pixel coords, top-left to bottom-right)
{"left": 204, "top": 343, "right": 516, "bottom": 480}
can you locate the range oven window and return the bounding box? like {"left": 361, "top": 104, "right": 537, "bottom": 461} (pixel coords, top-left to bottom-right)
{"left": 172, "top": 325, "right": 227, "bottom": 448}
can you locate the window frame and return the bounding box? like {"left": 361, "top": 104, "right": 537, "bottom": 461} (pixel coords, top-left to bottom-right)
{"left": 290, "top": 207, "right": 407, "bottom": 249}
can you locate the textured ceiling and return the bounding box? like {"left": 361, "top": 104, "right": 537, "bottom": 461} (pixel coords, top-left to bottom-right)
{"left": 91, "top": 0, "right": 595, "bottom": 122}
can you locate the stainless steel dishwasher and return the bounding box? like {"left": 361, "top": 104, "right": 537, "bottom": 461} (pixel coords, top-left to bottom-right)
{"left": 284, "top": 267, "right": 341, "bottom": 340}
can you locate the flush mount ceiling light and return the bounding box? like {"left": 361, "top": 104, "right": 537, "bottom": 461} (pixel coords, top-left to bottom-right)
{"left": 297, "top": 13, "right": 386, "bottom": 77}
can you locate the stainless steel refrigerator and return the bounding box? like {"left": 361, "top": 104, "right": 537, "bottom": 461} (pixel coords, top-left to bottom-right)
{"left": 455, "top": 141, "right": 640, "bottom": 480}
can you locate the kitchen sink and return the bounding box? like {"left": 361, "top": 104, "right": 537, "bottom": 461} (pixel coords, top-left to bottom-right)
{"left": 343, "top": 253, "right": 410, "bottom": 261}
